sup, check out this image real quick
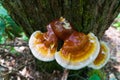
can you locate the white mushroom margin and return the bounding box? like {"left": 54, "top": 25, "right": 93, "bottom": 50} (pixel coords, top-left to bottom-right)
{"left": 55, "top": 33, "right": 100, "bottom": 70}
{"left": 88, "top": 41, "right": 110, "bottom": 69}
{"left": 29, "top": 31, "right": 55, "bottom": 62}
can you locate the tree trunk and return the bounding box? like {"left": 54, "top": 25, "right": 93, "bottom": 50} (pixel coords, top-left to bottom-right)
{"left": 1, "top": 1, "right": 120, "bottom": 79}
{"left": 1, "top": 0, "right": 120, "bottom": 39}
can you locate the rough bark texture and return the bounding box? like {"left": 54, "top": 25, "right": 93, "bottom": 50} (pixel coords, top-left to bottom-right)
{"left": 1, "top": 0, "right": 120, "bottom": 39}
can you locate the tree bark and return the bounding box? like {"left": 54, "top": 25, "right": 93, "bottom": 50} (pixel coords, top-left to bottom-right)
{"left": 1, "top": 0, "right": 120, "bottom": 39}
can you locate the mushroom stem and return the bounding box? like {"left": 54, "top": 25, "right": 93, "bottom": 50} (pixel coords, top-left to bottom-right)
{"left": 61, "top": 69, "right": 69, "bottom": 80}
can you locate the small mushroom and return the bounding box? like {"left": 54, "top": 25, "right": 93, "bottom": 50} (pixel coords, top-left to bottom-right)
{"left": 55, "top": 32, "right": 100, "bottom": 70}
{"left": 29, "top": 25, "right": 58, "bottom": 61}
{"left": 50, "top": 17, "right": 74, "bottom": 40}
{"left": 88, "top": 41, "right": 110, "bottom": 69}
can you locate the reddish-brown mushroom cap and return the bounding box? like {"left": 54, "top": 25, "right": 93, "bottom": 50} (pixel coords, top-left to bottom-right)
{"left": 55, "top": 32, "right": 100, "bottom": 70}
{"left": 29, "top": 17, "right": 108, "bottom": 70}
{"left": 29, "top": 25, "right": 58, "bottom": 61}
{"left": 50, "top": 17, "right": 74, "bottom": 40}
{"left": 88, "top": 41, "right": 110, "bottom": 69}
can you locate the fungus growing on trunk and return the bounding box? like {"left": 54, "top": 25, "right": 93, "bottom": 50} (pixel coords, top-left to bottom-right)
{"left": 29, "top": 17, "right": 110, "bottom": 71}
{"left": 50, "top": 17, "right": 74, "bottom": 40}
{"left": 88, "top": 41, "right": 110, "bottom": 69}
{"left": 55, "top": 32, "right": 100, "bottom": 70}
{"left": 29, "top": 25, "right": 58, "bottom": 61}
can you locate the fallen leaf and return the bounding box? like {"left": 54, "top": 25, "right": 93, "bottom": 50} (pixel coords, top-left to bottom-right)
{"left": 17, "top": 76, "right": 21, "bottom": 80}
{"left": 114, "top": 65, "right": 120, "bottom": 72}
{"left": 19, "top": 66, "right": 32, "bottom": 78}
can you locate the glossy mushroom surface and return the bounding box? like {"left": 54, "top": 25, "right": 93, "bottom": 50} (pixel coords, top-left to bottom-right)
{"left": 29, "top": 17, "right": 110, "bottom": 70}
{"left": 50, "top": 17, "right": 74, "bottom": 40}
{"left": 88, "top": 41, "right": 110, "bottom": 69}
{"left": 55, "top": 32, "right": 100, "bottom": 70}
{"left": 29, "top": 25, "right": 58, "bottom": 61}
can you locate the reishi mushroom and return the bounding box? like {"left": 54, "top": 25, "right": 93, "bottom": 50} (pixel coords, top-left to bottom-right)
{"left": 29, "top": 25, "right": 58, "bottom": 61}
{"left": 55, "top": 32, "right": 100, "bottom": 70}
{"left": 50, "top": 17, "right": 74, "bottom": 40}
{"left": 88, "top": 41, "right": 110, "bottom": 69}
{"left": 29, "top": 17, "right": 110, "bottom": 70}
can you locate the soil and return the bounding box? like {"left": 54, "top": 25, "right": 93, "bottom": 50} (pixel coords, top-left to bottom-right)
{"left": 103, "top": 27, "right": 120, "bottom": 80}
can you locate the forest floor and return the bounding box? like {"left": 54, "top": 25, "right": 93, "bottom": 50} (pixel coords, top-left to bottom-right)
{"left": 0, "top": 26, "right": 120, "bottom": 80}
{"left": 103, "top": 27, "right": 120, "bottom": 80}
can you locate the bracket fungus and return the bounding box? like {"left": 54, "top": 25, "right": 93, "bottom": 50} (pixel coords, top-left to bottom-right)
{"left": 29, "top": 17, "right": 110, "bottom": 70}
{"left": 50, "top": 17, "right": 74, "bottom": 40}
{"left": 88, "top": 41, "right": 110, "bottom": 69}
{"left": 55, "top": 32, "right": 100, "bottom": 70}
{"left": 29, "top": 25, "right": 58, "bottom": 61}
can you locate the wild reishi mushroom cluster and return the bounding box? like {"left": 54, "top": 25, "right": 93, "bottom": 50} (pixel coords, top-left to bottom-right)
{"left": 29, "top": 17, "right": 110, "bottom": 70}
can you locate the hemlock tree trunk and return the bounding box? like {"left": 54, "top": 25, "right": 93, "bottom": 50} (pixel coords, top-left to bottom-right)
{"left": 1, "top": 0, "right": 120, "bottom": 39}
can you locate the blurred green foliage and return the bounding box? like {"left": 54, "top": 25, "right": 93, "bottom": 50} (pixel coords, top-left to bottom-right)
{"left": 112, "top": 13, "right": 120, "bottom": 31}
{"left": 0, "top": 3, "right": 28, "bottom": 44}
{"left": 87, "top": 69, "right": 106, "bottom": 80}
{"left": 113, "top": 22, "right": 120, "bottom": 30}
{"left": 88, "top": 74, "right": 100, "bottom": 80}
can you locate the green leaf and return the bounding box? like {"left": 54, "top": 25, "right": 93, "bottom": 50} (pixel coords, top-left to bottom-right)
{"left": 113, "top": 22, "right": 120, "bottom": 31}
{"left": 4, "top": 16, "right": 22, "bottom": 36}
{"left": 113, "top": 22, "right": 120, "bottom": 27}
{"left": 0, "top": 18, "right": 5, "bottom": 35}
{"left": 20, "top": 32, "right": 28, "bottom": 41}
{"left": 117, "top": 13, "right": 120, "bottom": 18}
{"left": 87, "top": 69, "right": 106, "bottom": 80}
{"left": 88, "top": 74, "right": 101, "bottom": 80}
{"left": 10, "top": 47, "right": 20, "bottom": 56}
{"left": 0, "top": 4, "right": 8, "bottom": 15}
{"left": 0, "top": 36, "right": 6, "bottom": 44}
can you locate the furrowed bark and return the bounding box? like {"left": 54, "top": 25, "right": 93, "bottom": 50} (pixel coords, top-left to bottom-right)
{"left": 1, "top": 0, "right": 120, "bottom": 39}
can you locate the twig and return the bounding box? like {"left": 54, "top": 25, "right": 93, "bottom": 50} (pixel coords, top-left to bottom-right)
{"left": 61, "top": 69, "right": 69, "bottom": 80}
{"left": 0, "top": 43, "right": 28, "bottom": 47}
{"left": 0, "top": 58, "right": 35, "bottom": 77}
